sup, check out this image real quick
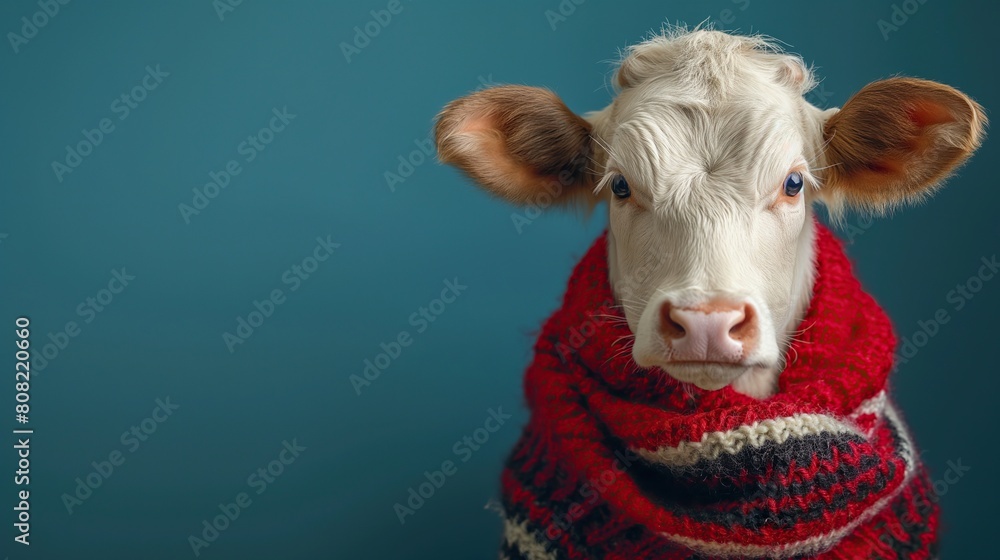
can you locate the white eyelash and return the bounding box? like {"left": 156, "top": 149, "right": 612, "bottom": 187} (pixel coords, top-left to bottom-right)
{"left": 791, "top": 159, "right": 819, "bottom": 191}
{"left": 593, "top": 169, "right": 620, "bottom": 196}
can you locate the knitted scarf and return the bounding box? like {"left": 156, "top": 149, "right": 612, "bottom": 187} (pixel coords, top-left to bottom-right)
{"left": 499, "top": 224, "right": 939, "bottom": 560}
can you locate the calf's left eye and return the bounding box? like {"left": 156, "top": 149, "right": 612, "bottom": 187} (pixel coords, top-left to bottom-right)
{"left": 783, "top": 171, "right": 804, "bottom": 197}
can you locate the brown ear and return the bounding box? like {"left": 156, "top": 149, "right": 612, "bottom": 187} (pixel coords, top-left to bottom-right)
{"left": 821, "top": 77, "right": 987, "bottom": 210}
{"left": 434, "top": 85, "right": 596, "bottom": 205}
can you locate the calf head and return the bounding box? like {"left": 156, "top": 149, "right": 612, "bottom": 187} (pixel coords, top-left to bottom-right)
{"left": 435, "top": 29, "right": 986, "bottom": 398}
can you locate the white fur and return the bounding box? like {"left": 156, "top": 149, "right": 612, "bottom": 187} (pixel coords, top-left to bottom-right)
{"left": 589, "top": 29, "right": 834, "bottom": 398}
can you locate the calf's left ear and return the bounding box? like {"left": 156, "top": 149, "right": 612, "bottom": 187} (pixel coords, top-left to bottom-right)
{"left": 820, "top": 77, "right": 987, "bottom": 210}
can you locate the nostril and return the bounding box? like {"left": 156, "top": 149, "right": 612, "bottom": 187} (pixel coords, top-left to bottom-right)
{"left": 667, "top": 314, "right": 687, "bottom": 337}
{"left": 660, "top": 303, "right": 686, "bottom": 340}
{"left": 728, "top": 305, "right": 755, "bottom": 341}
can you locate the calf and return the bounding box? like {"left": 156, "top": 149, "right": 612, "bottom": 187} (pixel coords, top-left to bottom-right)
{"left": 436, "top": 28, "right": 984, "bottom": 559}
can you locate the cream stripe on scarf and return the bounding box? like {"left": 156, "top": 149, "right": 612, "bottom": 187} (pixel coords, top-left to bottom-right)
{"left": 504, "top": 402, "right": 916, "bottom": 560}
{"left": 658, "top": 402, "right": 917, "bottom": 558}
{"left": 632, "top": 391, "right": 889, "bottom": 469}
{"left": 850, "top": 390, "right": 887, "bottom": 419}
{"left": 502, "top": 517, "right": 557, "bottom": 560}
{"left": 883, "top": 400, "right": 917, "bottom": 477}
{"left": 632, "top": 413, "right": 860, "bottom": 468}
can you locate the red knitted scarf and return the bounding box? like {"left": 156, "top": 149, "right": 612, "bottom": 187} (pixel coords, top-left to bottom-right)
{"left": 499, "top": 224, "right": 939, "bottom": 560}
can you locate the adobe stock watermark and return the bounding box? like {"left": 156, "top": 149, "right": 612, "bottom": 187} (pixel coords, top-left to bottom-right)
{"left": 472, "top": 451, "right": 640, "bottom": 545}
{"left": 350, "top": 277, "right": 468, "bottom": 395}
{"left": 384, "top": 74, "right": 497, "bottom": 192}
{"left": 544, "top": 0, "right": 586, "bottom": 30}
{"left": 212, "top": 0, "right": 245, "bottom": 22}
{"left": 542, "top": 449, "right": 639, "bottom": 543}
{"left": 836, "top": 212, "right": 880, "bottom": 243}
{"left": 394, "top": 407, "right": 512, "bottom": 525}
{"left": 7, "top": 0, "right": 72, "bottom": 54}
{"left": 554, "top": 299, "right": 618, "bottom": 362}
{"left": 805, "top": 81, "right": 834, "bottom": 108}
{"left": 509, "top": 148, "right": 593, "bottom": 234}
{"left": 893, "top": 254, "right": 999, "bottom": 369}
{"left": 32, "top": 268, "right": 136, "bottom": 374}
{"left": 187, "top": 439, "right": 306, "bottom": 557}
{"left": 178, "top": 107, "right": 296, "bottom": 224}
{"left": 340, "top": 0, "right": 408, "bottom": 64}
{"left": 878, "top": 0, "right": 929, "bottom": 41}
{"left": 551, "top": 250, "right": 669, "bottom": 361}
{"left": 384, "top": 134, "right": 434, "bottom": 193}
{"left": 706, "top": 0, "right": 751, "bottom": 29}
{"left": 222, "top": 235, "right": 340, "bottom": 353}
{"left": 51, "top": 64, "right": 169, "bottom": 183}
{"left": 61, "top": 397, "right": 179, "bottom": 514}
{"left": 927, "top": 458, "right": 970, "bottom": 502}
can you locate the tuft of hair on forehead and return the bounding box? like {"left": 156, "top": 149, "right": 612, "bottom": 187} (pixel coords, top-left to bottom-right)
{"left": 614, "top": 25, "right": 816, "bottom": 98}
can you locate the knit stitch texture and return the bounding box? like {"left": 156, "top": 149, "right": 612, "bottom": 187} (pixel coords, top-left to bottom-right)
{"left": 499, "top": 224, "right": 939, "bottom": 559}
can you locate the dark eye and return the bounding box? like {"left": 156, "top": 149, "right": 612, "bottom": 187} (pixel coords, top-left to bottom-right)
{"left": 783, "top": 171, "right": 804, "bottom": 197}
{"left": 611, "top": 175, "right": 631, "bottom": 199}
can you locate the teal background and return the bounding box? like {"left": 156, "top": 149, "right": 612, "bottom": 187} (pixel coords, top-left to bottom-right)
{"left": 1, "top": 1, "right": 997, "bottom": 558}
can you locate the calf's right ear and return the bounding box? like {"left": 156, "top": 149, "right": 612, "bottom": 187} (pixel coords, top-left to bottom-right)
{"left": 434, "top": 86, "right": 598, "bottom": 205}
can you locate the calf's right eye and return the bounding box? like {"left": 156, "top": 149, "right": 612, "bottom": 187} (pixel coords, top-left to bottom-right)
{"left": 611, "top": 175, "right": 631, "bottom": 199}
